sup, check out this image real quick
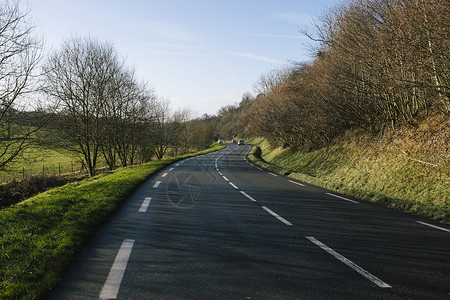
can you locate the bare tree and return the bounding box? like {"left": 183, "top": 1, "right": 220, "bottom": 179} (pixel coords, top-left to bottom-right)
{"left": 152, "top": 99, "right": 189, "bottom": 159}
{"left": 0, "top": 0, "right": 42, "bottom": 169}
{"left": 253, "top": 67, "right": 292, "bottom": 97}
{"left": 43, "top": 36, "right": 121, "bottom": 176}
{"left": 101, "top": 70, "right": 157, "bottom": 168}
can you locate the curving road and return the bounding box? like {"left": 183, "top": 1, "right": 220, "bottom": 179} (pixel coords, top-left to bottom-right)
{"left": 48, "top": 144, "right": 450, "bottom": 299}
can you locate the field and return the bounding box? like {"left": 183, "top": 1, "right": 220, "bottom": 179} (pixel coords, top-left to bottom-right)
{"left": 0, "top": 145, "right": 82, "bottom": 181}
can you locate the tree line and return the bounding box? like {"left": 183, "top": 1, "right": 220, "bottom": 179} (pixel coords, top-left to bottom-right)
{"left": 1, "top": 0, "right": 448, "bottom": 177}
{"left": 176, "top": 0, "right": 449, "bottom": 152}
{"left": 248, "top": 0, "right": 449, "bottom": 149}
{"left": 0, "top": 1, "right": 194, "bottom": 177}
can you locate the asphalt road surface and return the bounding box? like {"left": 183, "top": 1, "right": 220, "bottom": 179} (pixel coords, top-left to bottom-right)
{"left": 47, "top": 144, "right": 450, "bottom": 299}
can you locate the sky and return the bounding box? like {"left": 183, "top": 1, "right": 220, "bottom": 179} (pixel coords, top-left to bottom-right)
{"left": 24, "top": 0, "right": 342, "bottom": 116}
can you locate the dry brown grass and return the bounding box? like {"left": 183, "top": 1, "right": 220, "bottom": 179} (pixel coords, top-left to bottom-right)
{"left": 248, "top": 116, "right": 449, "bottom": 223}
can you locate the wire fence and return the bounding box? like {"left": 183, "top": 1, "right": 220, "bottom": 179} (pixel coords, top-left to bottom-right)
{"left": 0, "top": 162, "right": 103, "bottom": 182}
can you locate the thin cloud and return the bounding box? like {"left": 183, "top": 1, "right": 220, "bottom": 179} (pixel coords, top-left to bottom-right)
{"left": 229, "top": 51, "right": 284, "bottom": 64}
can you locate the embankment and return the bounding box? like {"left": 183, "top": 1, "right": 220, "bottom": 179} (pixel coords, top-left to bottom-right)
{"left": 247, "top": 117, "right": 449, "bottom": 224}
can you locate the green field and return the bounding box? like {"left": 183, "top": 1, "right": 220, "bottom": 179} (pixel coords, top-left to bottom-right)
{"left": 0, "top": 145, "right": 82, "bottom": 181}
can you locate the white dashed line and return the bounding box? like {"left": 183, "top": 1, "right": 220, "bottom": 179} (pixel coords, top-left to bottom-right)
{"left": 261, "top": 206, "right": 293, "bottom": 226}
{"left": 326, "top": 192, "right": 359, "bottom": 204}
{"left": 229, "top": 182, "right": 239, "bottom": 189}
{"left": 256, "top": 167, "right": 263, "bottom": 171}
{"left": 161, "top": 172, "right": 168, "bottom": 178}
{"left": 306, "top": 236, "right": 391, "bottom": 288}
{"left": 99, "top": 239, "right": 135, "bottom": 299}
{"left": 416, "top": 221, "right": 450, "bottom": 233}
{"left": 169, "top": 168, "right": 174, "bottom": 171}
{"left": 288, "top": 179, "right": 305, "bottom": 187}
{"left": 138, "top": 197, "right": 152, "bottom": 213}
{"left": 240, "top": 191, "right": 257, "bottom": 202}
{"left": 269, "top": 172, "right": 278, "bottom": 177}
{"left": 222, "top": 176, "right": 230, "bottom": 182}
{"left": 153, "top": 181, "right": 161, "bottom": 188}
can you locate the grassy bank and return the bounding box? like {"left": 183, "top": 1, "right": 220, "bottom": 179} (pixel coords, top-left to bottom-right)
{"left": 247, "top": 119, "right": 449, "bottom": 224}
{"left": 0, "top": 143, "right": 225, "bottom": 299}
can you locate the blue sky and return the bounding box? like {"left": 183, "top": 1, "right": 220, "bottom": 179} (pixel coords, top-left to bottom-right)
{"left": 26, "top": 0, "right": 342, "bottom": 116}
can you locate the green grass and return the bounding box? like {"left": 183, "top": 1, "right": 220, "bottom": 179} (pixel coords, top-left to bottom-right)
{"left": 0, "top": 145, "right": 81, "bottom": 181}
{"left": 247, "top": 135, "right": 449, "bottom": 224}
{"left": 0, "top": 143, "right": 225, "bottom": 299}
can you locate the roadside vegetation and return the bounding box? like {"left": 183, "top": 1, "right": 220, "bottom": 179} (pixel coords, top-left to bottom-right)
{"left": 247, "top": 116, "right": 449, "bottom": 224}
{"left": 0, "top": 143, "right": 225, "bottom": 299}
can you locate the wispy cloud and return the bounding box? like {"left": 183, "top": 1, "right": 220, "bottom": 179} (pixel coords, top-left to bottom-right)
{"left": 228, "top": 51, "right": 284, "bottom": 64}
{"left": 272, "top": 12, "right": 313, "bottom": 25}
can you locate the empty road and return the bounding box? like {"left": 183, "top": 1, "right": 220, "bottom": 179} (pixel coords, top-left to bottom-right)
{"left": 48, "top": 144, "right": 450, "bottom": 299}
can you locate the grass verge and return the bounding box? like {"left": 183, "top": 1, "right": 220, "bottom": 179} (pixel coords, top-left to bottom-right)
{"left": 246, "top": 131, "right": 449, "bottom": 225}
{"left": 0, "top": 143, "right": 225, "bottom": 299}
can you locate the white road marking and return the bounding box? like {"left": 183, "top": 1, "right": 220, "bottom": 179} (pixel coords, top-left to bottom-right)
{"left": 229, "top": 182, "right": 239, "bottom": 189}
{"left": 306, "top": 236, "right": 391, "bottom": 288}
{"left": 326, "top": 192, "right": 359, "bottom": 204}
{"left": 269, "top": 172, "right": 278, "bottom": 177}
{"left": 222, "top": 176, "right": 230, "bottom": 182}
{"left": 153, "top": 181, "right": 161, "bottom": 188}
{"left": 161, "top": 172, "right": 168, "bottom": 178}
{"left": 138, "top": 197, "right": 152, "bottom": 213}
{"left": 416, "top": 221, "right": 450, "bottom": 233}
{"left": 218, "top": 171, "right": 223, "bottom": 176}
{"left": 261, "top": 206, "right": 293, "bottom": 226}
{"left": 256, "top": 167, "right": 263, "bottom": 171}
{"left": 169, "top": 168, "right": 174, "bottom": 171}
{"left": 240, "top": 191, "right": 257, "bottom": 202}
{"left": 99, "top": 239, "right": 135, "bottom": 299}
{"left": 175, "top": 164, "right": 180, "bottom": 166}
{"left": 288, "top": 179, "right": 305, "bottom": 187}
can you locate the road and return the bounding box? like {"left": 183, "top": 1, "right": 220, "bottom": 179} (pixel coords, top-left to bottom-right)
{"left": 48, "top": 144, "right": 450, "bottom": 299}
